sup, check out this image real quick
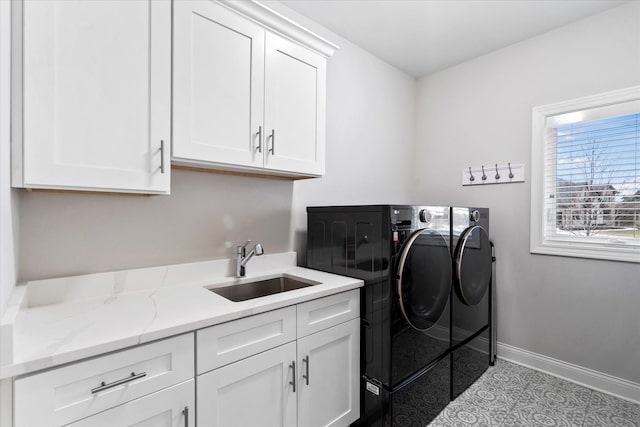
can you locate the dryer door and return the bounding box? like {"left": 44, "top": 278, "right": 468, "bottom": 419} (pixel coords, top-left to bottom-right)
{"left": 396, "top": 229, "right": 451, "bottom": 331}
{"left": 454, "top": 226, "right": 492, "bottom": 306}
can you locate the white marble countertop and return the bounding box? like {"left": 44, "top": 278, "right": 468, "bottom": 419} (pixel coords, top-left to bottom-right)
{"left": 0, "top": 252, "right": 363, "bottom": 379}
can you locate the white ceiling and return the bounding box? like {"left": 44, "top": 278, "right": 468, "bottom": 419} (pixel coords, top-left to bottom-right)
{"left": 278, "top": 0, "right": 628, "bottom": 78}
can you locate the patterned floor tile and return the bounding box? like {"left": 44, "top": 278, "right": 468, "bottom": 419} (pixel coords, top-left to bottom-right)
{"left": 501, "top": 402, "right": 585, "bottom": 427}
{"left": 589, "top": 390, "right": 640, "bottom": 419}
{"left": 431, "top": 401, "right": 495, "bottom": 426}
{"left": 528, "top": 371, "right": 592, "bottom": 401}
{"left": 445, "top": 393, "right": 512, "bottom": 426}
{"left": 583, "top": 411, "right": 640, "bottom": 427}
{"left": 524, "top": 382, "right": 592, "bottom": 410}
{"left": 584, "top": 390, "right": 640, "bottom": 427}
{"left": 479, "top": 363, "right": 533, "bottom": 390}
{"left": 427, "top": 360, "right": 640, "bottom": 427}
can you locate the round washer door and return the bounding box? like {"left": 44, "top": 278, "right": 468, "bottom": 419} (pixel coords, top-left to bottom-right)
{"left": 396, "top": 229, "right": 451, "bottom": 331}
{"left": 454, "top": 226, "right": 492, "bottom": 306}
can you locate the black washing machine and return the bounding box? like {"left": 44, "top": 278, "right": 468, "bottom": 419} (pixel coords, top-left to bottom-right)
{"left": 306, "top": 205, "right": 453, "bottom": 426}
{"left": 450, "top": 207, "right": 495, "bottom": 399}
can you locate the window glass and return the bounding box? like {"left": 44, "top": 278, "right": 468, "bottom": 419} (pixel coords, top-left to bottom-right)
{"left": 548, "top": 113, "right": 639, "bottom": 243}
{"left": 531, "top": 86, "right": 640, "bottom": 263}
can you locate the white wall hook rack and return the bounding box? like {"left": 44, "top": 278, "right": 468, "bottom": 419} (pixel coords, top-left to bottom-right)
{"left": 462, "top": 163, "right": 525, "bottom": 186}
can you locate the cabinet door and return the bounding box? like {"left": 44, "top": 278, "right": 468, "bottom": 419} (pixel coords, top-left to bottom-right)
{"left": 67, "top": 380, "right": 194, "bottom": 427}
{"left": 197, "top": 342, "right": 297, "bottom": 427}
{"left": 173, "top": 0, "right": 265, "bottom": 168}
{"left": 297, "top": 318, "right": 360, "bottom": 427}
{"left": 264, "top": 32, "right": 326, "bottom": 176}
{"left": 19, "top": 0, "right": 171, "bottom": 194}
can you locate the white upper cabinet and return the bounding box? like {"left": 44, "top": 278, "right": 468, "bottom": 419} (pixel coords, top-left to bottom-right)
{"left": 172, "top": 0, "right": 337, "bottom": 178}
{"left": 264, "top": 33, "right": 326, "bottom": 176}
{"left": 173, "top": 0, "right": 265, "bottom": 169}
{"left": 12, "top": 0, "right": 171, "bottom": 194}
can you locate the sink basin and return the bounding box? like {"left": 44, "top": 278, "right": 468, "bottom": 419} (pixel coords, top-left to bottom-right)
{"left": 209, "top": 275, "right": 320, "bottom": 302}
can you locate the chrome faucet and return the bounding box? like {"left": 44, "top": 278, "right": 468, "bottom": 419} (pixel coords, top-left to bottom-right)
{"left": 236, "top": 240, "right": 264, "bottom": 277}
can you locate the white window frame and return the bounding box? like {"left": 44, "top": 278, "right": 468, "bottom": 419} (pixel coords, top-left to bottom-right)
{"left": 531, "top": 86, "right": 640, "bottom": 263}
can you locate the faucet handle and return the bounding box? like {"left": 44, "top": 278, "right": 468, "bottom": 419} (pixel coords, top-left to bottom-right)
{"left": 238, "top": 240, "right": 251, "bottom": 253}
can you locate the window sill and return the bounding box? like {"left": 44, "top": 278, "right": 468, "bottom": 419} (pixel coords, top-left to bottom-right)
{"left": 530, "top": 241, "right": 640, "bottom": 263}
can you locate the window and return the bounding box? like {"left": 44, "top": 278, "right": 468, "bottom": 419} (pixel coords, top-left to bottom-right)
{"left": 531, "top": 86, "right": 640, "bottom": 263}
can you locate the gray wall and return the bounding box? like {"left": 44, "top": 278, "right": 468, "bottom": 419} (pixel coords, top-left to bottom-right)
{"left": 415, "top": 2, "right": 640, "bottom": 383}
{"left": 261, "top": 2, "right": 417, "bottom": 263}
{"left": 15, "top": 2, "right": 417, "bottom": 282}
{"left": 18, "top": 170, "right": 294, "bottom": 280}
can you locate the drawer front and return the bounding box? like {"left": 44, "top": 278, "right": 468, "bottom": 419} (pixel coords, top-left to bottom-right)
{"left": 14, "top": 333, "right": 194, "bottom": 427}
{"left": 297, "top": 289, "right": 360, "bottom": 337}
{"left": 197, "top": 306, "right": 296, "bottom": 375}
{"left": 67, "top": 379, "right": 195, "bottom": 427}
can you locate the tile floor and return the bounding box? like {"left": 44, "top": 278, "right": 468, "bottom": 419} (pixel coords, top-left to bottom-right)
{"left": 429, "top": 359, "right": 640, "bottom": 427}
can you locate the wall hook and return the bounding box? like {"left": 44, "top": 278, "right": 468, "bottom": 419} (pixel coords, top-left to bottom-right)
{"left": 462, "top": 163, "right": 524, "bottom": 186}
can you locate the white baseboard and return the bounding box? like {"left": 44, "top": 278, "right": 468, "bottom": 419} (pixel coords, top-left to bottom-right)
{"left": 497, "top": 342, "right": 640, "bottom": 404}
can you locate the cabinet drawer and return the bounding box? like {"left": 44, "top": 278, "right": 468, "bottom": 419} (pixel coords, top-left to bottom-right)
{"left": 297, "top": 289, "right": 360, "bottom": 337}
{"left": 14, "top": 333, "right": 194, "bottom": 427}
{"left": 197, "top": 306, "right": 296, "bottom": 374}
{"left": 68, "top": 379, "right": 194, "bottom": 427}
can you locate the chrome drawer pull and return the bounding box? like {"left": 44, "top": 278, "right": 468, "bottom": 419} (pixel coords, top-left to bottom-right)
{"left": 289, "top": 361, "right": 296, "bottom": 392}
{"left": 159, "top": 140, "right": 165, "bottom": 174}
{"left": 91, "top": 371, "right": 147, "bottom": 394}
{"left": 268, "top": 129, "right": 275, "bottom": 155}
{"left": 302, "top": 355, "right": 310, "bottom": 385}
{"left": 256, "top": 126, "right": 263, "bottom": 153}
{"left": 182, "top": 406, "right": 189, "bottom": 427}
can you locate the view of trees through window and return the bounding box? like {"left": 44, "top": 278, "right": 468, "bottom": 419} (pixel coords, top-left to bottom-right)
{"left": 552, "top": 112, "right": 639, "bottom": 242}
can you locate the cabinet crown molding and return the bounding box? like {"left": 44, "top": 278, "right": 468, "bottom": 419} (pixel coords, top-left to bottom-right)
{"left": 216, "top": 0, "right": 339, "bottom": 57}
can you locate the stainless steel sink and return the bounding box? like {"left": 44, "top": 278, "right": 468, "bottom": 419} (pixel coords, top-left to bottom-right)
{"left": 209, "top": 275, "right": 320, "bottom": 302}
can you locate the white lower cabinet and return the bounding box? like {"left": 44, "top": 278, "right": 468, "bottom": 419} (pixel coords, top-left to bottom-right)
{"left": 297, "top": 319, "right": 360, "bottom": 427}
{"left": 10, "top": 291, "right": 359, "bottom": 427}
{"left": 68, "top": 379, "right": 194, "bottom": 427}
{"left": 197, "top": 342, "right": 297, "bottom": 427}
{"left": 196, "top": 290, "right": 360, "bottom": 427}
{"left": 197, "top": 320, "right": 359, "bottom": 427}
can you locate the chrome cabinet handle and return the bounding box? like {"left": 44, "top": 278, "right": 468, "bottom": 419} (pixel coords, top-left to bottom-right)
{"left": 289, "top": 361, "right": 296, "bottom": 392}
{"left": 91, "top": 371, "right": 147, "bottom": 394}
{"left": 256, "top": 126, "right": 262, "bottom": 153}
{"left": 182, "top": 406, "right": 189, "bottom": 427}
{"left": 268, "top": 129, "right": 275, "bottom": 155}
{"left": 159, "top": 140, "right": 165, "bottom": 174}
{"left": 302, "top": 355, "right": 309, "bottom": 385}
